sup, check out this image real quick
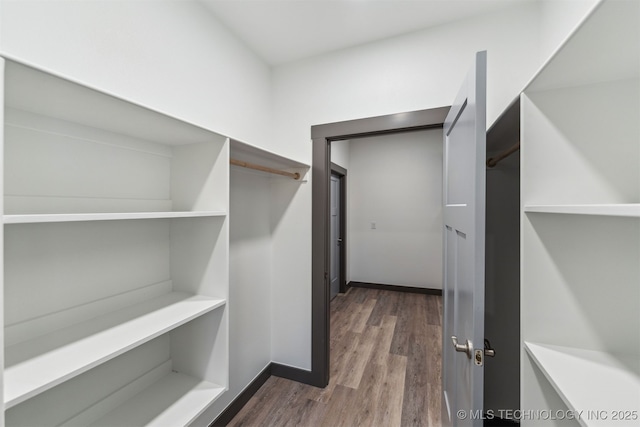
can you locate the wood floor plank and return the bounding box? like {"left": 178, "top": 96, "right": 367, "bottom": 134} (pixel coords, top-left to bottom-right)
{"left": 402, "top": 336, "right": 430, "bottom": 426}
{"left": 367, "top": 289, "right": 402, "bottom": 326}
{"left": 264, "top": 380, "right": 314, "bottom": 426}
{"left": 336, "top": 325, "right": 379, "bottom": 389}
{"left": 372, "top": 353, "right": 408, "bottom": 427}
{"left": 307, "top": 331, "right": 360, "bottom": 403}
{"left": 401, "top": 291, "right": 433, "bottom": 426}
{"left": 369, "top": 314, "right": 397, "bottom": 366}
{"left": 341, "top": 360, "right": 387, "bottom": 427}
{"left": 390, "top": 292, "right": 414, "bottom": 356}
{"left": 330, "top": 292, "right": 350, "bottom": 313}
{"left": 426, "top": 294, "right": 442, "bottom": 326}
{"left": 349, "top": 297, "right": 376, "bottom": 333}
{"left": 330, "top": 301, "right": 364, "bottom": 348}
{"left": 282, "top": 397, "right": 328, "bottom": 427}
{"left": 426, "top": 324, "right": 443, "bottom": 426}
{"left": 350, "top": 286, "right": 368, "bottom": 303}
{"left": 344, "top": 300, "right": 363, "bottom": 328}
{"left": 318, "top": 385, "right": 357, "bottom": 427}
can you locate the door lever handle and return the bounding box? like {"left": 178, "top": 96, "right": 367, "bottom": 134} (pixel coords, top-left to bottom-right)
{"left": 484, "top": 339, "right": 495, "bottom": 357}
{"left": 451, "top": 336, "right": 472, "bottom": 359}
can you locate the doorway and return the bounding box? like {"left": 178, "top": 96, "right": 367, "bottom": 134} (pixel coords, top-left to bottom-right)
{"left": 310, "top": 107, "right": 450, "bottom": 387}
{"left": 330, "top": 164, "right": 347, "bottom": 300}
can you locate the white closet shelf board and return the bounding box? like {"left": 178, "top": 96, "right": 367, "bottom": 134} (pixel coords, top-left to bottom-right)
{"left": 525, "top": 342, "right": 640, "bottom": 426}
{"left": 524, "top": 204, "right": 640, "bottom": 217}
{"left": 4, "top": 292, "right": 226, "bottom": 408}
{"left": 88, "top": 372, "right": 224, "bottom": 427}
{"left": 524, "top": 0, "right": 639, "bottom": 93}
{"left": 230, "top": 139, "right": 310, "bottom": 178}
{"left": 2, "top": 56, "right": 226, "bottom": 146}
{"left": 4, "top": 210, "right": 227, "bottom": 224}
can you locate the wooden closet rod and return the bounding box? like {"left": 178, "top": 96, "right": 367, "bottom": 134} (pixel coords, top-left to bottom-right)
{"left": 230, "top": 158, "right": 301, "bottom": 180}
{"left": 487, "top": 141, "right": 520, "bottom": 168}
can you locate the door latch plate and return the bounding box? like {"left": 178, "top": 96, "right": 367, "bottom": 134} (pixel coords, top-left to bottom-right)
{"left": 474, "top": 349, "right": 483, "bottom": 366}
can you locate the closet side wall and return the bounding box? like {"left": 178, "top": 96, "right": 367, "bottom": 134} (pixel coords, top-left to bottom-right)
{"left": 196, "top": 168, "right": 273, "bottom": 425}
{"left": 270, "top": 179, "right": 312, "bottom": 368}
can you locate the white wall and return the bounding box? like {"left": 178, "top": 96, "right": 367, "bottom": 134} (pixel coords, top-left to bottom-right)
{"left": 271, "top": 2, "right": 544, "bottom": 163}
{"left": 201, "top": 168, "right": 273, "bottom": 424}
{"left": 331, "top": 139, "right": 350, "bottom": 170}
{"left": 269, "top": 177, "right": 312, "bottom": 369}
{"left": 538, "top": 0, "right": 601, "bottom": 66}
{"left": 0, "top": 0, "right": 272, "bottom": 145}
{"left": 348, "top": 130, "right": 443, "bottom": 289}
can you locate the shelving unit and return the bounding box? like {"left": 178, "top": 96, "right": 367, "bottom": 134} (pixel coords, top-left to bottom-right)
{"left": 4, "top": 211, "right": 227, "bottom": 224}
{"left": 5, "top": 292, "right": 225, "bottom": 408}
{"left": 86, "top": 372, "right": 225, "bottom": 427}
{"left": 525, "top": 342, "right": 640, "bottom": 427}
{"left": 1, "top": 57, "right": 230, "bottom": 425}
{"left": 520, "top": 0, "right": 639, "bottom": 425}
{"left": 524, "top": 204, "right": 640, "bottom": 218}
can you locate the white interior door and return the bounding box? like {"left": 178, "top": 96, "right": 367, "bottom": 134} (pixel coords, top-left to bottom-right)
{"left": 442, "top": 51, "right": 487, "bottom": 427}
{"left": 330, "top": 174, "right": 341, "bottom": 300}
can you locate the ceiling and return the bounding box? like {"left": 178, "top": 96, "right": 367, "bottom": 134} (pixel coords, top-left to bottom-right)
{"left": 201, "top": 0, "right": 536, "bottom": 65}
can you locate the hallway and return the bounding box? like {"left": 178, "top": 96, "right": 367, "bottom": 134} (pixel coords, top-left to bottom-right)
{"left": 228, "top": 286, "right": 443, "bottom": 426}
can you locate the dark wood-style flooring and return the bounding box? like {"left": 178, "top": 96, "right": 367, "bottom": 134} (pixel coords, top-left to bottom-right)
{"left": 228, "top": 286, "right": 443, "bottom": 426}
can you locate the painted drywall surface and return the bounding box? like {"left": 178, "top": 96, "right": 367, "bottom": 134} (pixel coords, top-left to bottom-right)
{"left": 347, "top": 129, "right": 443, "bottom": 289}
{"left": 0, "top": 0, "right": 272, "bottom": 145}
{"left": 269, "top": 177, "right": 313, "bottom": 369}
{"left": 330, "top": 139, "right": 350, "bottom": 171}
{"left": 271, "top": 2, "right": 543, "bottom": 163}
{"left": 538, "top": 0, "right": 601, "bottom": 66}
{"left": 197, "top": 168, "right": 273, "bottom": 424}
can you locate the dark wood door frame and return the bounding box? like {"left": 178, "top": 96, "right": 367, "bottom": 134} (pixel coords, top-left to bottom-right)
{"left": 310, "top": 106, "right": 450, "bottom": 387}
{"left": 330, "top": 163, "right": 347, "bottom": 294}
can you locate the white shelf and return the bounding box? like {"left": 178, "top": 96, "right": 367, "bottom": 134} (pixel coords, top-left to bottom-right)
{"left": 230, "top": 138, "right": 309, "bottom": 170}
{"left": 229, "top": 138, "right": 310, "bottom": 181}
{"left": 524, "top": 204, "right": 640, "bottom": 218}
{"left": 89, "top": 372, "right": 225, "bottom": 427}
{"left": 525, "top": 342, "right": 640, "bottom": 426}
{"left": 3, "top": 210, "right": 227, "bottom": 224}
{"left": 4, "top": 292, "right": 226, "bottom": 409}
{"left": 3, "top": 57, "right": 223, "bottom": 146}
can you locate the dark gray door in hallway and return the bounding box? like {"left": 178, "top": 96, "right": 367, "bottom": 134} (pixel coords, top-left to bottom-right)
{"left": 330, "top": 173, "right": 341, "bottom": 300}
